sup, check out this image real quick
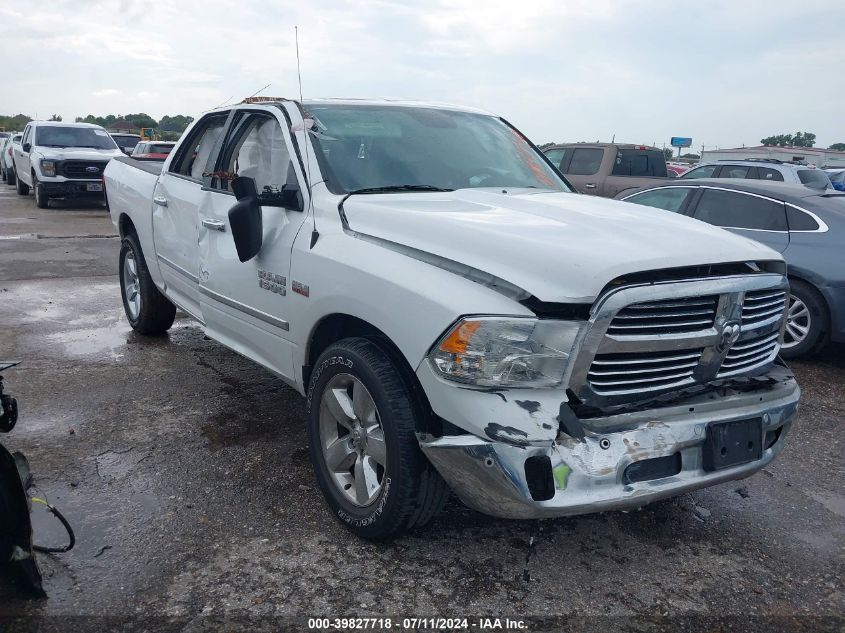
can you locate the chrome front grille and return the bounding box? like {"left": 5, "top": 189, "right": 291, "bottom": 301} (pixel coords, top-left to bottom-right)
{"left": 742, "top": 289, "right": 787, "bottom": 327}
{"left": 571, "top": 274, "right": 789, "bottom": 406}
{"left": 717, "top": 332, "right": 780, "bottom": 377}
{"left": 588, "top": 349, "right": 703, "bottom": 395}
{"left": 606, "top": 296, "right": 717, "bottom": 335}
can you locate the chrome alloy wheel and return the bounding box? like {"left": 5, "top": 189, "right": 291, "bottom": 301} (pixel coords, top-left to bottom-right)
{"left": 782, "top": 293, "right": 811, "bottom": 349}
{"left": 319, "top": 373, "right": 387, "bottom": 507}
{"left": 122, "top": 251, "right": 141, "bottom": 320}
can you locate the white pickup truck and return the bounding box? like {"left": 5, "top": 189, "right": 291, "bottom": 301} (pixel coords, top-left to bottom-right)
{"left": 104, "top": 97, "right": 799, "bottom": 539}
{"left": 14, "top": 121, "right": 124, "bottom": 207}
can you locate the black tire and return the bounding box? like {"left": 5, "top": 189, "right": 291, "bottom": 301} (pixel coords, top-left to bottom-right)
{"left": 780, "top": 279, "right": 829, "bottom": 359}
{"left": 119, "top": 232, "right": 176, "bottom": 335}
{"left": 1, "top": 166, "right": 6, "bottom": 183}
{"left": 6, "top": 168, "right": 16, "bottom": 187}
{"left": 33, "top": 175, "right": 48, "bottom": 208}
{"left": 15, "top": 172, "right": 29, "bottom": 195}
{"left": 307, "top": 338, "right": 449, "bottom": 540}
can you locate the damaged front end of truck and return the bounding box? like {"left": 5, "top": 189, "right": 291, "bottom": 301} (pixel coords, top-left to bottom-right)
{"left": 417, "top": 265, "right": 800, "bottom": 518}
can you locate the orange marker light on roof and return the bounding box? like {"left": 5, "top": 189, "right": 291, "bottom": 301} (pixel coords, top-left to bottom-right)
{"left": 439, "top": 320, "right": 482, "bottom": 354}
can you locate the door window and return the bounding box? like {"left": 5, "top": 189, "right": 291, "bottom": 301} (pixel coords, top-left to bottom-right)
{"left": 797, "top": 169, "right": 832, "bottom": 189}
{"left": 758, "top": 167, "right": 784, "bottom": 181}
{"left": 612, "top": 149, "right": 668, "bottom": 177}
{"left": 693, "top": 189, "right": 787, "bottom": 231}
{"left": 543, "top": 148, "right": 568, "bottom": 170}
{"left": 625, "top": 187, "right": 694, "bottom": 213}
{"left": 680, "top": 164, "right": 718, "bottom": 179}
{"left": 213, "top": 113, "right": 298, "bottom": 195}
{"left": 169, "top": 114, "right": 228, "bottom": 180}
{"left": 566, "top": 148, "right": 603, "bottom": 176}
{"left": 21, "top": 125, "right": 32, "bottom": 146}
{"left": 786, "top": 206, "right": 820, "bottom": 231}
{"left": 719, "top": 165, "right": 750, "bottom": 179}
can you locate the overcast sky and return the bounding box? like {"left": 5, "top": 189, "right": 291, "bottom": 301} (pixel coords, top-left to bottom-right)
{"left": 1, "top": 0, "right": 842, "bottom": 150}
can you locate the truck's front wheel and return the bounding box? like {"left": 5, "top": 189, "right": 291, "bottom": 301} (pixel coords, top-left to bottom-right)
{"left": 307, "top": 338, "right": 448, "bottom": 540}
{"left": 119, "top": 232, "right": 176, "bottom": 335}
{"left": 33, "top": 176, "right": 48, "bottom": 208}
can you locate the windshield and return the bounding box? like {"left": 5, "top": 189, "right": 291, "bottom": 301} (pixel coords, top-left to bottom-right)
{"left": 303, "top": 104, "right": 567, "bottom": 193}
{"left": 797, "top": 169, "right": 832, "bottom": 189}
{"left": 35, "top": 126, "right": 118, "bottom": 150}
{"left": 826, "top": 170, "right": 845, "bottom": 184}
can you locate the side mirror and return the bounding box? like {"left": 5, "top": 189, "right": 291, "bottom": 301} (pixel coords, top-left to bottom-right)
{"left": 258, "top": 182, "right": 304, "bottom": 212}
{"left": 228, "top": 177, "right": 263, "bottom": 262}
{"left": 22, "top": 143, "right": 31, "bottom": 153}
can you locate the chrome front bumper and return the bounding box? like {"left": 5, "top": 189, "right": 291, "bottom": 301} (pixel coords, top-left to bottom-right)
{"left": 419, "top": 365, "right": 799, "bottom": 519}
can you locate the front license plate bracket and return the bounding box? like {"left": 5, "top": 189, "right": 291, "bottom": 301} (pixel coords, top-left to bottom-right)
{"left": 703, "top": 417, "right": 762, "bottom": 472}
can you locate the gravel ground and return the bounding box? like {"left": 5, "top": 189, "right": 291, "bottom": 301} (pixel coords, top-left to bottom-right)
{"left": 0, "top": 186, "right": 842, "bottom": 631}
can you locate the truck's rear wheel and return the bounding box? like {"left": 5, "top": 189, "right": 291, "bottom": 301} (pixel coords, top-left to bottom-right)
{"left": 307, "top": 338, "right": 448, "bottom": 540}
{"left": 6, "top": 168, "right": 16, "bottom": 187}
{"left": 119, "top": 232, "right": 176, "bottom": 335}
{"left": 15, "top": 173, "right": 29, "bottom": 195}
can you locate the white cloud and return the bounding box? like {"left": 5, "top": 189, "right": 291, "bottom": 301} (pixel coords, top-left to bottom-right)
{"left": 93, "top": 89, "right": 122, "bottom": 97}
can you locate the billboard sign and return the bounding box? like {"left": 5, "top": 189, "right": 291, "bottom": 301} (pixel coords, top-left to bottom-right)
{"left": 670, "top": 137, "right": 693, "bottom": 148}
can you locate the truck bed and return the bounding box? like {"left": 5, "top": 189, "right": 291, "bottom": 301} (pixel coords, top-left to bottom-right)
{"left": 104, "top": 154, "right": 164, "bottom": 245}
{"left": 111, "top": 155, "right": 166, "bottom": 176}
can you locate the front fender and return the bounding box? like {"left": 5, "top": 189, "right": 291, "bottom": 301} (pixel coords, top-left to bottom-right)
{"left": 289, "top": 230, "right": 532, "bottom": 393}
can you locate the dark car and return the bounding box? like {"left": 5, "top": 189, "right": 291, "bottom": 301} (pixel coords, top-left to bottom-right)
{"left": 618, "top": 179, "right": 845, "bottom": 357}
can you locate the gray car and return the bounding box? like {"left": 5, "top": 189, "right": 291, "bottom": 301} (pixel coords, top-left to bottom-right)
{"left": 619, "top": 179, "right": 845, "bottom": 357}
{"left": 680, "top": 159, "right": 832, "bottom": 190}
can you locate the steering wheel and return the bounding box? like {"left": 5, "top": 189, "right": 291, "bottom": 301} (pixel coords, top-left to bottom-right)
{"left": 468, "top": 168, "right": 500, "bottom": 187}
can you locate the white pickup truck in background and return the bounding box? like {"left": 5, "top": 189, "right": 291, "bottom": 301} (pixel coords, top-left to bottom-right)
{"left": 14, "top": 121, "right": 124, "bottom": 208}
{"left": 103, "top": 97, "right": 800, "bottom": 539}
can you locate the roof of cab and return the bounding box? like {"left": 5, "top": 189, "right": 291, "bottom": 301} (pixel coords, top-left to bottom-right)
{"left": 30, "top": 121, "right": 107, "bottom": 129}
{"left": 216, "top": 96, "right": 493, "bottom": 117}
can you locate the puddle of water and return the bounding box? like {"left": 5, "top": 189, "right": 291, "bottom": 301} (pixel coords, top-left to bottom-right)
{"left": 44, "top": 321, "right": 132, "bottom": 361}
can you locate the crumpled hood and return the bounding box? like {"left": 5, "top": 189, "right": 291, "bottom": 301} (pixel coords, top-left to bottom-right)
{"left": 342, "top": 189, "right": 782, "bottom": 303}
{"left": 36, "top": 147, "right": 123, "bottom": 161}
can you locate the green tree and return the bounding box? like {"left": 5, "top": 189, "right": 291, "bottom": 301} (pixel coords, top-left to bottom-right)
{"left": 123, "top": 113, "right": 158, "bottom": 129}
{"left": 761, "top": 131, "right": 816, "bottom": 147}
{"left": 761, "top": 133, "right": 793, "bottom": 146}
{"left": 48, "top": 114, "right": 62, "bottom": 121}
{"left": 663, "top": 148, "right": 674, "bottom": 161}
{"left": 0, "top": 113, "right": 33, "bottom": 131}
{"left": 158, "top": 114, "right": 194, "bottom": 132}
{"left": 681, "top": 153, "right": 700, "bottom": 159}
{"left": 791, "top": 131, "right": 816, "bottom": 147}
{"left": 828, "top": 143, "right": 845, "bottom": 152}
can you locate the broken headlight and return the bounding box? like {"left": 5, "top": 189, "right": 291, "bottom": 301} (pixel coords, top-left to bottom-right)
{"left": 429, "top": 317, "right": 583, "bottom": 389}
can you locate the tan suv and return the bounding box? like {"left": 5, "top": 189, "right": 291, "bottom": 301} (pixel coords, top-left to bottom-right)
{"left": 543, "top": 142, "right": 670, "bottom": 198}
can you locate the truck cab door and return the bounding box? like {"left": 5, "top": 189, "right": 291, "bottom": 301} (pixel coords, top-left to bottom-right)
{"left": 16, "top": 125, "right": 32, "bottom": 180}
{"left": 152, "top": 112, "right": 229, "bottom": 321}
{"left": 198, "top": 108, "right": 309, "bottom": 382}
{"left": 560, "top": 147, "right": 605, "bottom": 195}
